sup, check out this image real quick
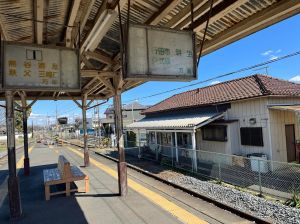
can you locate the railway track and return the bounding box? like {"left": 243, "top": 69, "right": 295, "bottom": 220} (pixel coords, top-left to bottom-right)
{"left": 62, "top": 139, "right": 271, "bottom": 224}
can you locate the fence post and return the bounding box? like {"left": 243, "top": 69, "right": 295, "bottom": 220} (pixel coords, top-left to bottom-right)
{"left": 171, "top": 145, "right": 174, "bottom": 167}
{"left": 218, "top": 162, "right": 221, "bottom": 182}
{"left": 137, "top": 129, "right": 141, "bottom": 159}
{"left": 258, "top": 158, "right": 262, "bottom": 196}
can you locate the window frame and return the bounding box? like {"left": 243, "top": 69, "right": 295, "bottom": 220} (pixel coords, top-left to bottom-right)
{"left": 240, "top": 127, "right": 264, "bottom": 147}
{"left": 202, "top": 125, "right": 227, "bottom": 142}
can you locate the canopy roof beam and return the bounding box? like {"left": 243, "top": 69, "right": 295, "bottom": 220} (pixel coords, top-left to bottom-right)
{"left": 34, "top": 0, "right": 44, "bottom": 44}
{"left": 65, "top": 0, "right": 81, "bottom": 47}
{"left": 202, "top": 0, "right": 300, "bottom": 55}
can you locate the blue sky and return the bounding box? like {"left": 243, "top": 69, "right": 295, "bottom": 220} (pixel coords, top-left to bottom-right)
{"left": 29, "top": 14, "right": 300, "bottom": 125}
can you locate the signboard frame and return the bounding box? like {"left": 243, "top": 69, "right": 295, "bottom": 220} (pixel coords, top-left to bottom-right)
{"left": 1, "top": 41, "right": 80, "bottom": 92}
{"left": 123, "top": 23, "right": 197, "bottom": 81}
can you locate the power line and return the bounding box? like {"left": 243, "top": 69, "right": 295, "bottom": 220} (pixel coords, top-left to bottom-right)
{"left": 123, "top": 49, "right": 300, "bottom": 103}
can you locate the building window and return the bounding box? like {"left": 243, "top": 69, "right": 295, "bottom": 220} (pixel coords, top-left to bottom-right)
{"left": 109, "top": 115, "right": 113, "bottom": 119}
{"left": 177, "top": 132, "right": 192, "bottom": 148}
{"left": 149, "top": 132, "right": 155, "bottom": 143}
{"left": 202, "top": 125, "right": 227, "bottom": 142}
{"left": 123, "top": 115, "right": 127, "bottom": 118}
{"left": 240, "top": 127, "right": 264, "bottom": 146}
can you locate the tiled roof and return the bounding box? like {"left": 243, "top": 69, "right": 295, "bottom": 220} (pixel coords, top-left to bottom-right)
{"left": 143, "top": 75, "right": 300, "bottom": 115}
{"left": 104, "top": 102, "right": 149, "bottom": 114}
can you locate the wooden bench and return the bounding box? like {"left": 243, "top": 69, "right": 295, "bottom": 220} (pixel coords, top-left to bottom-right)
{"left": 43, "top": 155, "right": 89, "bottom": 200}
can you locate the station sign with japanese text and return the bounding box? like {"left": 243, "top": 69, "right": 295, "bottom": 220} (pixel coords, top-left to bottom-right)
{"left": 1, "top": 42, "right": 80, "bottom": 91}
{"left": 124, "top": 24, "right": 197, "bottom": 81}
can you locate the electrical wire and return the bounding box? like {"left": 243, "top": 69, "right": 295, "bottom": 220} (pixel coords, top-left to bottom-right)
{"left": 123, "top": 49, "right": 300, "bottom": 103}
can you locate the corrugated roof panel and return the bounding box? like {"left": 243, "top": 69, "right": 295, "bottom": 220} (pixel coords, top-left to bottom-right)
{"left": 126, "top": 112, "right": 224, "bottom": 130}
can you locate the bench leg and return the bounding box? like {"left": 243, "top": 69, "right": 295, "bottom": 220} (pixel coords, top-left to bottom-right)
{"left": 85, "top": 176, "right": 89, "bottom": 193}
{"left": 45, "top": 185, "right": 50, "bottom": 201}
{"left": 66, "top": 182, "right": 71, "bottom": 196}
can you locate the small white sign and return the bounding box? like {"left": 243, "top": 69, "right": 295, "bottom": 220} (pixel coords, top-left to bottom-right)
{"left": 1, "top": 42, "right": 80, "bottom": 91}
{"left": 125, "top": 24, "right": 197, "bottom": 81}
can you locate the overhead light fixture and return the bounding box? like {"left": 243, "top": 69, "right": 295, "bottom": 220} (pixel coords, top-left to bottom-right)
{"left": 81, "top": 9, "right": 117, "bottom": 53}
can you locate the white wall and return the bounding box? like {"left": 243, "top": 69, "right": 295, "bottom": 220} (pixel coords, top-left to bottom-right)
{"left": 227, "top": 98, "right": 271, "bottom": 158}
{"left": 267, "top": 97, "right": 300, "bottom": 162}
{"left": 195, "top": 96, "right": 300, "bottom": 161}
{"left": 196, "top": 125, "right": 229, "bottom": 154}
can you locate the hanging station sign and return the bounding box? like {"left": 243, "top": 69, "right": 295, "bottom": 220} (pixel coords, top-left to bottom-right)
{"left": 1, "top": 42, "right": 80, "bottom": 91}
{"left": 124, "top": 24, "right": 197, "bottom": 81}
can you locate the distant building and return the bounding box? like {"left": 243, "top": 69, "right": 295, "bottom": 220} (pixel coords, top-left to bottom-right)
{"left": 128, "top": 75, "right": 300, "bottom": 164}
{"left": 99, "top": 102, "right": 149, "bottom": 136}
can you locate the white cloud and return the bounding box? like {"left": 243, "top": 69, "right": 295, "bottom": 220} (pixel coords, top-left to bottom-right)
{"left": 210, "top": 80, "right": 221, "bottom": 85}
{"left": 269, "top": 55, "right": 278, "bottom": 60}
{"left": 261, "top": 50, "right": 273, "bottom": 56}
{"left": 261, "top": 49, "right": 282, "bottom": 60}
{"left": 289, "top": 76, "right": 300, "bottom": 83}
{"left": 29, "top": 113, "right": 47, "bottom": 118}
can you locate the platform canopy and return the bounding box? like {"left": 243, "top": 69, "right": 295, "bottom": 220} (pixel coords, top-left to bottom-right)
{"left": 0, "top": 0, "right": 300, "bottom": 100}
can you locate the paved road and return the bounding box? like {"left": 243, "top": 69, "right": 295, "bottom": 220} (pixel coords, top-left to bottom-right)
{"left": 0, "top": 143, "right": 253, "bottom": 224}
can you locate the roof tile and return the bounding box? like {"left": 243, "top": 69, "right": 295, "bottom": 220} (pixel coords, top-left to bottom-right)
{"left": 143, "top": 75, "right": 300, "bottom": 114}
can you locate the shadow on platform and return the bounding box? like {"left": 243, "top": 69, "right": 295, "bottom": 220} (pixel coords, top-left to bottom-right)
{"left": 0, "top": 164, "right": 89, "bottom": 224}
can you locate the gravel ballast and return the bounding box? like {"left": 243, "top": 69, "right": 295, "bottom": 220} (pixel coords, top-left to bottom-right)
{"left": 168, "top": 176, "right": 300, "bottom": 224}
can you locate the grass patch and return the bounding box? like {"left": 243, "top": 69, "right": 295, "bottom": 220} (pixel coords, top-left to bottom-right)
{"left": 0, "top": 138, "right": 24, "bottom": 153}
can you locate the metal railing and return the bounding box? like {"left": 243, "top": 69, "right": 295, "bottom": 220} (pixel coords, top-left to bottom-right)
{"left": 124, "top": 140, "right": 300, "bottom": 198}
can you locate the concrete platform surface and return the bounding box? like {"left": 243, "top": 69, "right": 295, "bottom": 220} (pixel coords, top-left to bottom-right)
{"left": 0, "top": 144, "right": 250, "bottom": 224}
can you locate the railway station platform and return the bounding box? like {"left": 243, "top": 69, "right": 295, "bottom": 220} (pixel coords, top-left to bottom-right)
{"left": 0, "top": 143, "right": 250, "bottom": 224}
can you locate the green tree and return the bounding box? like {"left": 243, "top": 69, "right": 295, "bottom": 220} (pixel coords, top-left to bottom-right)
{"left": 14, "top": 104, "right": 32, "bottom": 132}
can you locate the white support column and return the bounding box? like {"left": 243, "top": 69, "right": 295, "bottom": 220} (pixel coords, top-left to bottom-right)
{"left": 175, "top": 131, "right": 179, "bottom": 163}
{"left": 192, "top": 130, "right": 197, "bottom": 172}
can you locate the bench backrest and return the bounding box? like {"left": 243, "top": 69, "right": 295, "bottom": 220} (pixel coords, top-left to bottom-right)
{"left": 58, "top": 155, "right": 72, "bottom": 179}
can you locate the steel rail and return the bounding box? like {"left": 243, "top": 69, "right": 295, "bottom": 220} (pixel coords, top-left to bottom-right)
{"left": 62, "top": 139, "right": 272, "bottom": 224}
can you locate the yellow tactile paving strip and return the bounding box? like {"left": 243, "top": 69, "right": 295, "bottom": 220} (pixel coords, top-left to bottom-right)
{"left": 66, "top": 146, "right": 208, "bottom": 224}
{"left": 16, "top": 145, "right": 34, "bottom": 169}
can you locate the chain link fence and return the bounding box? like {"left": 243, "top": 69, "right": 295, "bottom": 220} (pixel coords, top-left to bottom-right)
{"left": 124, "top": 140, "right": 300, "bottom": 198}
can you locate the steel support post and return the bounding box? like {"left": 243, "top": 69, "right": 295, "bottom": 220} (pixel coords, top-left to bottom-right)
{"left": 6, "top": 91, "right": 22, "bottom": 219}
{"left": 21, "top": 96, "right": 29, "bottom": 176}
{"left": 114, "top": 93, "right": 127, "bottom": 196}
{"left": 82, "top": 94, "right": 89, "bottom": 167}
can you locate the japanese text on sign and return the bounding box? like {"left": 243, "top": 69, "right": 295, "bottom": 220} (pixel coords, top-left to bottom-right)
{"left": 2, "top": 42, "right": 80, "bottom": 91}
{"left": 126, "top": 24, "right": 196, "bottom": 81}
